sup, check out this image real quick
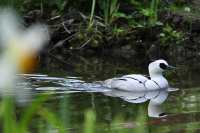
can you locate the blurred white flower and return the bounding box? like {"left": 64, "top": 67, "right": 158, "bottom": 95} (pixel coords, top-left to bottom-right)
{"left": 0, "top": 8, "right": 49, "bottom": 103}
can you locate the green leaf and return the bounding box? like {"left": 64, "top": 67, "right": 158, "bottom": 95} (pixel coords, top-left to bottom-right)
{"left": 141, "top": 9, "right": 152, "bottom": 16}
{"left": 84, "top": 110, "right": 96, "bottom": 133}
{"left": 39, "top": 108, "right": 66, "bottom": 133}
{"left": 19, "top": 94, "right": 49, "bottom": 132}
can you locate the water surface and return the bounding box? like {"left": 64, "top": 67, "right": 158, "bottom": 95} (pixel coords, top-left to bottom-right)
{"left": 19, "top": 55, "right": 200, "bottom": 132}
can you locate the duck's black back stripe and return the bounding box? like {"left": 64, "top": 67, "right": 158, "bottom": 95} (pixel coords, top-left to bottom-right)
{"left": 151, "top": 80, "right": 162, "bottom": 99}
{"left": 151, "top": 80, "right": 161, "bottom": 89}
{"left": 143, "top": 80, "right": 148, "bottom": 91}
{"left": 125, "top": 77, "right": 143, "bottom": 84}
{"left": 143, "top": 80, "right": 161, "bottom": 99}
{"left": 116, "top": 78, "right": 127, "bottom": 81}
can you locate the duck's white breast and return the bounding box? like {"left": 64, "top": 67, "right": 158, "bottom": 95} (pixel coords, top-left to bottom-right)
{"left": 151, "top": 77, "right": 169, "bottom": 90}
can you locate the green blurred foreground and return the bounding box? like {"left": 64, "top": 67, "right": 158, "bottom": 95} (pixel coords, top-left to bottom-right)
{"left": 0, "top": 94, "right": 148, "bottom": 133}
{"left": 1, "top": 89, "right": 200, "bottom": 133}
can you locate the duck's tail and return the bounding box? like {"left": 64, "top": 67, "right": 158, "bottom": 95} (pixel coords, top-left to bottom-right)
{"left": 103, "top": 78, "right": 113, "bottom": 88}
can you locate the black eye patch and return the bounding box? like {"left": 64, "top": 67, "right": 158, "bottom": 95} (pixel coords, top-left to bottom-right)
{"left": 159, "top": 63, "right": 167, "bottom": 70}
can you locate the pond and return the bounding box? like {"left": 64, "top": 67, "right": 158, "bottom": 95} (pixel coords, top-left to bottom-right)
{"left": 19, "top": 55, "right": 200, "bottom": 133}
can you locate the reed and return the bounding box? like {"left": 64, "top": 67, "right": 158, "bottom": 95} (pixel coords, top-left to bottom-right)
{"left": 88, "top": 0, "right": 96, "bottom": 30}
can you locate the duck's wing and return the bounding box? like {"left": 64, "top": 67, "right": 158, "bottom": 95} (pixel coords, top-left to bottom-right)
{"left": 104, "top": 74, "right": 148, "bottom": 91}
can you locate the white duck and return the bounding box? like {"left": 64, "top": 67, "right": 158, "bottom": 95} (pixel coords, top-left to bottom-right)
{"left": 104, "top": 59, "right": 175, "bottom": 92}
{"left": 103, "top": 59, "right": 176, "bottom": 117}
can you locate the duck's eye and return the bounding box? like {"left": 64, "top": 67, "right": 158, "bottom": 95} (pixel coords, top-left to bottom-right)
{"left": 159, "top": 63, "right": 167, "bottom": 70}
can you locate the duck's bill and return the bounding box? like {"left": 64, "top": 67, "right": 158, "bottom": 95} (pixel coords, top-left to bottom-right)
{"left": 167, "top": 87, "right": 179, "bottom": 92}
{"left": 167, "top": 65, "right": 176, "bottom": 69}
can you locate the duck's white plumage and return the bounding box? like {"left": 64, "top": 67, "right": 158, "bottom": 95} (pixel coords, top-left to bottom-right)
{"left": 103, "top": 59, "right": 175, "bottom": 118}
{"left": 104, "top": 59, "right": 172, "bottom": 92}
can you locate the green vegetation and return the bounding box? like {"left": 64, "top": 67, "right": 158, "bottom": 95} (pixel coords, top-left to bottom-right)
{"left": 3, "top": 0, "right": 191, "bottom": 52}
{"left": 0, "top": 94, "right": 149, "bottom": 132}
{"left": 88, "top": 0, "right": 96, "bottom": 30}
{"left": 99, "top": 0, "right": 119, "bottom": 25}
{"left": 160, "top": 24, "right": 185, "bottom": 45}
{"left": 140, "top": 0, "right": 162, "bottom": 27}
{"left": 0, "top": 95, "right": 67, "bottom": 133}
{"left": 84, "top": 110, "right": 96, "bottom": 133}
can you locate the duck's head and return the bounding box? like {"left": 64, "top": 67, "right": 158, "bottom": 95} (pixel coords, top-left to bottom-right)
{"left": 148, "top": 59, "right": 174, "bottom": 77}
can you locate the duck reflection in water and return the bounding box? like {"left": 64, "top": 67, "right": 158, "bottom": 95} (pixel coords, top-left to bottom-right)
{"left": 103, "top": 59, "right": 178, "bottom": 118}
{"left": 103, "top": 88, "right": 169, "bottom": 118}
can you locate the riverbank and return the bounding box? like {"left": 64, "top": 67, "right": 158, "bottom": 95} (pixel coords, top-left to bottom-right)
{"left": 2, "top": 0, "right": 200, "bottom": 62}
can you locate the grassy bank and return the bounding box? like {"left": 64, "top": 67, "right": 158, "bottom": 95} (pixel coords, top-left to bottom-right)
{"left": 1, "top": 0, "right": 199, "bottom": 60}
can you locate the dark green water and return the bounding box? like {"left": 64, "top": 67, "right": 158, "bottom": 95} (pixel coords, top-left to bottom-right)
{"left": 21, "top": 55, "right": 200, "bottom": 133}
